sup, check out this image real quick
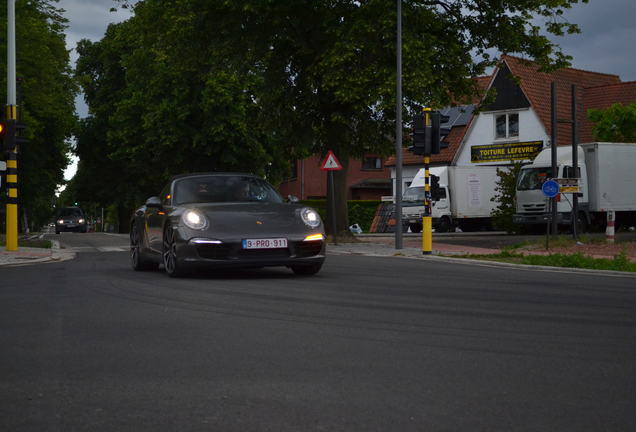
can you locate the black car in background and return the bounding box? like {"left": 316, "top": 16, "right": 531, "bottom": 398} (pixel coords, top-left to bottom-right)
{"left": 130, "top": 172, "right": 326, "bottom": 277}
{"left": 55, "top": 207, "right": 88, "bottom": 234}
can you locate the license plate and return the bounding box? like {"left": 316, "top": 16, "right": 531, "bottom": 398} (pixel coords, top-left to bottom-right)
{"left": 242, "top": 238, "right": 288, "bottom": 249}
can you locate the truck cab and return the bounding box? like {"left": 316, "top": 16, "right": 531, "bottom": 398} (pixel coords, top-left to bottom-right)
{"left": 513, "top": 146, "right": 589, "bottom": 227}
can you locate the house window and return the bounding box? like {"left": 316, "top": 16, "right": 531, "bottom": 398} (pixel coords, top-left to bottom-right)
{"left": 362, "top": 156, "right": 382, "bottom": 170}
{"left": 495, "top": 113, "right": 519, "bottom": 139}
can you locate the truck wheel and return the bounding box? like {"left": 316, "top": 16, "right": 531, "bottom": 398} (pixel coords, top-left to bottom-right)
{"left": 576, "top": 213, "right": 588, "bottom": 234}
{"left": 409, "top": 223, "right": 422, "bottom": 233}
{"left": 436, "top": 217, "right": 451, "bottom": 233}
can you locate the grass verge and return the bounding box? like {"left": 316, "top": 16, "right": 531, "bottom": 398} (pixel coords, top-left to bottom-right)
{"left": 457, "top": 250, "right": 636, "bottom": 273}
{"left": 0, "top": 234, "right": 52, "bottom": 249}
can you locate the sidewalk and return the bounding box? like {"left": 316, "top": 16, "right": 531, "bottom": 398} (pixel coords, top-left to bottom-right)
{"left": 328, "top": 237, "right": 500, "bottom": 258}
{"left": 0, "top": 240, "right": 75, "bottom": 267}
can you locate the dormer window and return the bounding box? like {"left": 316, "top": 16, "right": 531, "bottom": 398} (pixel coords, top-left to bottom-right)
{"left": 495, "top": 112, "right": 519, "bottom": 139}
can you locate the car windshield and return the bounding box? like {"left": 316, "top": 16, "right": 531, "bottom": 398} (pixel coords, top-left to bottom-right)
{"left": 174, "top": 175, "right": 284, "bottom": 205}
{"left": 58, "top": 208, "right": 83, "bottom": 217}
{"left": 517, "top": 168, "right": 554, "bottom": 191}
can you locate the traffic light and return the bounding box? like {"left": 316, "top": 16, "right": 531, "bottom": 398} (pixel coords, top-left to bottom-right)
{"left": 430, "top": 111, "right": 450, "bottom": 155}
{"left": 430, "top": 174, "right": 442, "bottom": 199}
{"left": 409, "top": 109, "right": 450, "bottom": 156}
{"left": 1, "top": 119, "right": 27, "bottom": 151}
{"left": 14, "top": 121, "right": 28, "bottom": 150}
{"left": 2, "top": 119, "right": 16, "bottom": 151}
{"left": 410, "top": 112, "right": 429, "bottom": 155}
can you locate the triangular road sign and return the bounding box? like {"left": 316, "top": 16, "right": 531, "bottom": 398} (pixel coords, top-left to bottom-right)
{"left": 320, "top": 150, "right": 343, "bottom": 171}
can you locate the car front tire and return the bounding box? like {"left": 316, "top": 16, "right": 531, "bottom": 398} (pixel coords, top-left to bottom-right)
{"left": 163, "top": 225, "right": 187, "bottom": 277}
{"left": 130, "top": 223, "right": 158, "bottom": 271}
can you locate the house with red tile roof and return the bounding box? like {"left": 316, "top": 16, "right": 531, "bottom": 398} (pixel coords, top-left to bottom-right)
{"left": 387, "top": 55, "right": 636, "bottom": 194}
{"left": 280, "top": 55, "right": 636, "bottom": 201}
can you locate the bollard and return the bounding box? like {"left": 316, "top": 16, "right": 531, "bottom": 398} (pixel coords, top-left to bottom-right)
{"left": 606, "top": 210, "right": 615, "bottom": 244}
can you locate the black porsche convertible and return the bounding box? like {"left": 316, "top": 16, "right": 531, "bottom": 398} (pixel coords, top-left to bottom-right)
{"left": 130, "top": 173, "right": 326, "bottom": 277}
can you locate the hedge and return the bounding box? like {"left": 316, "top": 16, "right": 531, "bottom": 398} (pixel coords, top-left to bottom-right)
{"left": 301, "top": 200, "right": 381, "bottom": 233}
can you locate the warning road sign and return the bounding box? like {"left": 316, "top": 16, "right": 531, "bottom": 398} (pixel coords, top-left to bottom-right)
{"left": 320, "top": 150, "right": 343, "bottom": 171}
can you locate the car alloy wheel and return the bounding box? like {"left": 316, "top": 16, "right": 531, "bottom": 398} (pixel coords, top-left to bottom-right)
{"left": 163, "top": 225, "right": 185, "bottom": 277}
{"left": 130, "top": 223, "right": 157, "bottom": 271}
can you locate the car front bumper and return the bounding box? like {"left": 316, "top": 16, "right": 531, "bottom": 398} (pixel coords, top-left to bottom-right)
{"left": 56, "top": 223, "right": 87, "bottom": 232}
{"left": 174, "top": 231, "right": 326, "bottom": 269}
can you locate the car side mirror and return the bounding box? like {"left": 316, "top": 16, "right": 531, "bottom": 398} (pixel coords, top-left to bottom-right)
{"left": 145, "top": 196, "right": 163, "bottom": 208}
{"left": 287, "top": 195, "right": 300, "bottom": 203}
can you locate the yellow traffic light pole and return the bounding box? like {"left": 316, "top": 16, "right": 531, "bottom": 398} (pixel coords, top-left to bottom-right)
{"left": 5, "top": 106, "right": 18, "bottom": 251}
{"left": 5, "top": 0, "right": 18, "bottom": 251}
{"left": 422, "top": 108, "right": 432, "bottom": 255}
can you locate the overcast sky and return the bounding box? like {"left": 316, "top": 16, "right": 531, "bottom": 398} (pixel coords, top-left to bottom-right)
{"left": 57, "top": 0, "right": 636, "bottom": 178}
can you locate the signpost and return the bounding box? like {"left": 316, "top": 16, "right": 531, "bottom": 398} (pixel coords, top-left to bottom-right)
{"left": 541, "top": 179, "right": 560, "bottom": 248}
{"left": 541, "top": 179, "right": 560, "bottom": 199}
{"left": 320, "top": 150, "right": 343, "bottom": 245}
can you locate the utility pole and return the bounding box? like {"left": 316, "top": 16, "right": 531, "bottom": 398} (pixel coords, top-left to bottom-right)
{"left": 550, "top": 82, "right": 558, "bottom": 237}
{"left": 5, "top": 0, "right": 18, "bottom": 251}
{"left": 394, "top": 0, "right": 403, "bottom": 249}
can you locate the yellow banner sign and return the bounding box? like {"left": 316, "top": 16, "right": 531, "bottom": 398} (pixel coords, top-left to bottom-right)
{"left": 471, "top": 141, "right": 543, "bottom": 163}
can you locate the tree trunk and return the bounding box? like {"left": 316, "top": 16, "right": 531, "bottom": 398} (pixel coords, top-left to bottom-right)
{"left": 325, "top": 151, "right": 350, "bottom": 237}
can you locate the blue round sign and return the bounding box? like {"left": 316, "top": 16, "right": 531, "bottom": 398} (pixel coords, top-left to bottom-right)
{"left": 542, "top": 179, "right": 560, "bottom": 198}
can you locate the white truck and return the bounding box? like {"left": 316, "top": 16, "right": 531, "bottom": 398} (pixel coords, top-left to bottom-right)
{"left": 402, "top": 166, "right": 500, "bottom": 232}
{"left": 513, "top": 142, "right": 636, "bottom": 231}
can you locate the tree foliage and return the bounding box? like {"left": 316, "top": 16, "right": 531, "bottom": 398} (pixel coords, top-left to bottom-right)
{"left": 588, "top": 103, "right": 636, "bottom": 143}
{"left": 0, "top": 0, "right": 77, "bottom": 230}
{"left": 74, "top": 0, "right": 587, "bottom": 232}
{"left": 491, "top": 162, "right": 524, "bottom": 234}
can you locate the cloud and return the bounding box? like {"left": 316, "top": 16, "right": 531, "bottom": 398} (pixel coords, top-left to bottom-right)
{"left": 58, "top": 0, "right": 132, "bottom": 62}
{"left": 548, "top": 0, "right": 636, "bottom": 81}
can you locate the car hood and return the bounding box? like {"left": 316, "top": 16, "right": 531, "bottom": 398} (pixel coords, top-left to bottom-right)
{"left": 182, "top": 202, "right": 322, "bottom": 235}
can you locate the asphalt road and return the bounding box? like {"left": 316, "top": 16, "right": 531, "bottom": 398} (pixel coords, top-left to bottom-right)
{"left": 1, "top": 233, "right": 636, "bottom": 431}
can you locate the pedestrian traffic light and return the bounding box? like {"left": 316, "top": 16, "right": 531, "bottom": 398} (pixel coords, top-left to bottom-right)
{"left": 430, "top": 111, "right": 450, "bottom": 155}
{"left": 430, "top": 174, "right": 441, "bottom": 199}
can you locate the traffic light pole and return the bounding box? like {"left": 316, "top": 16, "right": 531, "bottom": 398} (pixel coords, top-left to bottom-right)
{"left": 5, "top": 0, "right": 18, "bottom": 251}
{"left": 422, "top": 108, "right": 432, "bottom": 255}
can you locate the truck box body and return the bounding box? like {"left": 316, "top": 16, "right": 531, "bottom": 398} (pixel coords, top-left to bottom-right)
{"left": 583, "top": 143, "right": 636, "bottom": 212}
{"left": 448, "top": 166, "right": 500, "bottom": 219}
{"left": 402, "top": 165, "right": 500, "bottom": 231}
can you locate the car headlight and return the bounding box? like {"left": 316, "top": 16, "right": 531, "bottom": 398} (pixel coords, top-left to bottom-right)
{"left": 182, "top": 210, "right": 208, "bottom": 230}
{"left": 78, "top": 218, "right": 85, "bottom": 224}
{"left": 300, "top": 208, "right": 321, "bottom": 228}
{"left": 57, "top": 219, "right": 64, "bottom": 224}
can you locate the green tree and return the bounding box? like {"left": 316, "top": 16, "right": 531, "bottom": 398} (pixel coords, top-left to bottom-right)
{"left": 491, "top": 162, "right": 523, "bottom": 234}
{"left": 0, "top": 0, "right": 77, "bottom": 230}
{"left": 588, "top": 103, "right": 636, "bottom": 142}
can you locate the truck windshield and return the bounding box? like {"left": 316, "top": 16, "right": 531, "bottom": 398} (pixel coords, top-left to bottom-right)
{"left": 403, "top": 186, "right": 446, "bottom": 201}
{"left": 517, "top": 168, "right": 553, "bottom": 191}
{"left": 403, "top": 186, "right": 426, "bottom": 202}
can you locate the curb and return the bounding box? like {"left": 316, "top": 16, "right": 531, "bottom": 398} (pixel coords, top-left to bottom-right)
{"left": 327, "top": 244, "right": 636, "bottom": 278}
{"left": 0, "top": 240, "right": 76, "bottom": 267}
